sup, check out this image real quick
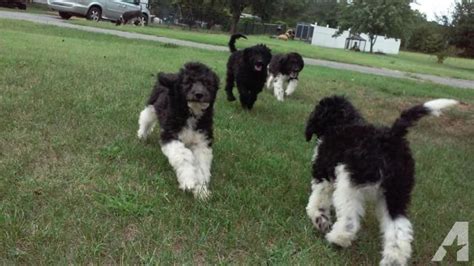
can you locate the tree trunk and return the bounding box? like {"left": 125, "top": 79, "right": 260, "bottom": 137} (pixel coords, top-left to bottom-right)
{"left": 369, "top": 35, "right": 377, "bottom": 53}
{"left": 230, "top": 11, "right": 241, "bottom": 34}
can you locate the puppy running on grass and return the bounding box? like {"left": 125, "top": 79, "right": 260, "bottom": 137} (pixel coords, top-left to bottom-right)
{"left": 225, "top": 33, "right": 272, "bottom": 110}
{"left": 137, "top": 62, "right": 219, "bottom": 200}
{"left": 116, "top": 10, "right": 144, "bottom": 26}
{"left": 266, "top": 52, "right": 304, "bottom": 101}
{"left": 305, "top": 96, "right": 459, "bottom": 265}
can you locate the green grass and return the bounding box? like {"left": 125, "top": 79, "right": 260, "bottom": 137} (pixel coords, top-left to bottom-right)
{"left": 1, "top": 19, "right": 473, "bottom": 264}
{"left": 69, "top": 19, "right": 474, "bottom": 81}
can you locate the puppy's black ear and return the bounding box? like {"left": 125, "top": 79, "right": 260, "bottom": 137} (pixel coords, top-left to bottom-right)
{"left": 158, "top": 72, "right": 178, "bottom": 88}
{"left": 305, "top": 110, "right": 318, "bottom": 142}
{"left": 211, "top": 71, "right": 220, "bottom": 91}
{"left": 265, "top": 47, "right": 272, "bottom": 62}
{"left": 279, "top": 54, "right": 288, "bottom": 65}
{"left": 297, "top": 54, "right": 305, "bottom": 70}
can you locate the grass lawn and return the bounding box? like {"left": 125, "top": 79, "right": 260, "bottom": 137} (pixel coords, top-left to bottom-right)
{"left": 1, "top": 19, "right": 473, "bottom": 264}
{"left": 69, "top": 19, "right": 474, "bottom": 81}
{"left": 0, "top": 3, "right": 53, "bottom": 15}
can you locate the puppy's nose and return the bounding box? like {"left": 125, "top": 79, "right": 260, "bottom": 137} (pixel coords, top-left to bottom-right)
{"left": 194, "top": 92, "right": 204, "bottom": 99}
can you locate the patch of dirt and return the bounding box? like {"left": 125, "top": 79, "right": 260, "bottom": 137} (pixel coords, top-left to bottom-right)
{"left": 435, "top": 113, "right": 474, "bottom": 138}
{"left": 172, "top": 236, "right": 184, "bottom": 255}
{"left": 123, "top": 224, "right": 139, "bottom": 242}
{"left": 193, "top": 251, "right": 206, "bottom": 265}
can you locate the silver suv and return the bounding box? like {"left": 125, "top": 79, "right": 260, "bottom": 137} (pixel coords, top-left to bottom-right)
{"left": 47, "top": 0, "right": 151, "bottom": 25}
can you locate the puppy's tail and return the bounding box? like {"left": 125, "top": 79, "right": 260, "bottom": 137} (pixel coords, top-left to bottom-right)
{"left": 228, "top": 33, "right": 247, "bottom": 53}
{"left": 390, "top": 99, "right": 458, "bottom": 138}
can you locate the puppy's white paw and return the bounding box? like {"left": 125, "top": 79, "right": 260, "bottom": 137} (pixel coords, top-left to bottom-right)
{"left": 312, "top": 212, "right": 332, "bottom": 233}
{"left": 325, "top": 229, "right": 353, "bottom": 248}
{"left": 137, "top": 129, "right": 147, "bottom": 140}
{"left": 178, "top": 176, "right": 197, "bottom": 192}
{"left": 193, "top": 185, "right": 211, "bottom": 200}
{"left": 380, "top": 255, "right": 407, "bottom": 266}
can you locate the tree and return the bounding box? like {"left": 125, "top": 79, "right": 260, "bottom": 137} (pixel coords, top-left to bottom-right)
{"left": 304, "top": 0, "right": 340, "bottom": 28}
{"left": 269, "top": 0, "right": 340, "bottom": 28}
{"left": 227, "top": 0, "right": 248, "bottom": 33}
{"left": 271, "top": 1, "right": 306, "bottom": 26}
{"left": 336, "top": 0, "right": 413, "bottom": 53}
{"left": 149, "top": 0, "right": 174, "bottom": 19}
{"left": 451, "top": 0, "right": 474, "bottom": 58}
{"left": 225, "top": 0, "right": 280, "bottom": 33}
{"left": 173, "top": 0, "right": 227, "bottom": 28}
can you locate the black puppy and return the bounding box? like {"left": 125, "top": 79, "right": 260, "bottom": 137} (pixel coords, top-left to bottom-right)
{"left": 137, "top": 62, "right": 219, "bottom": 200}
{"left": 266, "top": 52, "right": 304, "bottom": 101}
{"left": 116, "top": 10, "right": 143, "bottom": 26}
{"left": 225, "top": 33, "right": 272, "bottom": 110}
{"left": 304, "top": 96, "right": 458, "bottom": 265}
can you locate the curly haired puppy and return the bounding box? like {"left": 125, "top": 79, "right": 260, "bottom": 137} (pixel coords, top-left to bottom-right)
{"left": 137, "top": 62, "right": 219, "bottom": 200}
{"left": 225, "top": 33, "right": 272, "bottom": 110}
{"left": 304, "top": 96, "right": 458, "bottom": 266}
{"left": 276, "top": 29, "right": 295, "bottom": 41}
{"left": 266, "top": 52, "right": 304, "bottom": 101}
{"left": 116, "top": 10, "right": 144, "bottom": 26}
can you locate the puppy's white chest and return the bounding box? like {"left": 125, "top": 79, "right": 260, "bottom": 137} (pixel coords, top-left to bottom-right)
{"left": 178, "top": 118, "right": 207, "bottom": 146}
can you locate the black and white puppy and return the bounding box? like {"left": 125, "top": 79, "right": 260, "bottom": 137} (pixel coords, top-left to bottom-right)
{"left": 304, "top": 96, "right": 458, "bottom": 266}
{"left": 266, "top": 52, "right": 304, "bottom": 101}
{"left": 116, "top": 10, "right": 144, "bottom": 26}
{"left": 225, "top": 33, "right": 272, "bottom": 110}
{"left": 137, "top": 62, "right": 219, "bottom": 200}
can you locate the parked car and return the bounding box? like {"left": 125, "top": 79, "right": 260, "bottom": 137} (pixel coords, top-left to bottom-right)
{"left": 47, "top": 0, "right": 151, "bottom": 25}
{"left": 0, "top": 0, "right": 27, "bottom": 10}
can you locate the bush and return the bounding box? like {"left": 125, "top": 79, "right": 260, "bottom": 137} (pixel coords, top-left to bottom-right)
{"left": 435, "top": 46, "right": 456, "bottom": 64}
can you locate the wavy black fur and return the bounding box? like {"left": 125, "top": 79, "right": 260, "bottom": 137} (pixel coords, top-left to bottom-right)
{"left": 228, "top": 33, "right": 247, "bottom": 53}
{"left": 225, "top": 33, "right": 272, "bottom": 109}
{"left": 147, "top": 62, "right": 219, "bottom": 144}
{"left": 268, "top": 52, "right": 304, "bottom": 79}
{"left": 305, "top": 95, "right": 436, "bottom": 219}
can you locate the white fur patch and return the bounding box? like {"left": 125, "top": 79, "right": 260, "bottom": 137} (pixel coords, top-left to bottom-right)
{"left": 160, "top": 117, "right": 212, "bottom": 200}
{"left": 285, "top": 79, "right": 298, "bottom": 96}
{"left": 325, "top": 164, "right": 365, "bottom": 248}
{"left": 137, "top": 105, "right": 157, "bottom": 140}
{"left": 266, "top": 74, "right": 275, "bottom": 89}
{"left": 193, "top": 143, "right": 213, "bottom": 185}
{"left": 273, "top": 74, "right": 286, "bottom": 101}
{"left": 161, "top": 140, "right": 198, "bottom": 191}
{"left": 178, "top": 118, "right": 207, "bottom": 147}
{"left": 187, "top": 102, "right": 209, "bottom": 117}
{"left": 423, "top": 99, "right": 458, "bottom": 116}
{"left": 378, "top": 201, "right": 413, "bottom": 266}
{"left": 306, "top": 179, "right": 333, "bottom": 232}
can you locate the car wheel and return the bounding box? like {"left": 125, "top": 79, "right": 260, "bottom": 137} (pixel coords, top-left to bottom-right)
{"left": 59, "top": 12, "right": 72, "bottom": 19}
{"left": 86, "top": 6, "right": 101, "bottom": 21}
